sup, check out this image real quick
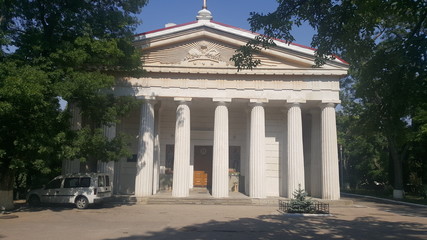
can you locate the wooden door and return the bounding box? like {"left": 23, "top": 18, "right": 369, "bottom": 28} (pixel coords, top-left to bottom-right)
{"left": 193, "top": 146, "right": 213, "bottom": 188}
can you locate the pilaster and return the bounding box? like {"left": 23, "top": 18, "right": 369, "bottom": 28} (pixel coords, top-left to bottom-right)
{"left": 97, "top": 123, "right": 116, "bottom": 183}
{"left": 152, "top": 102, "right": 161, "bottom": 194}
{"left": 310, "top": 108, "right": 322, "bottom": 198}
{"left": 244, "top": 107, "right": 251, "bottom": 195}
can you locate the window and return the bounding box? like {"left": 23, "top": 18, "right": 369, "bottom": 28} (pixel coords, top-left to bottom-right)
{"left": 45, "top": 179, "right": 62, "bottom": 189}
{"left": 98, "top": 176, "right": 105, "bottom": 187}
{"left": 105, "top": 175, "right": 110, "bottom": 187}
{"left": 80, "top": 177, "right": 91, "bottom": 188}
{"left": 64, "top": 178, "right": 80, "bottom": 188}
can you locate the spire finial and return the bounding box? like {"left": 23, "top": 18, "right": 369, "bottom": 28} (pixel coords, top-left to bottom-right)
{"left": 196, "top": 0, "right": 212, "bottom": 20}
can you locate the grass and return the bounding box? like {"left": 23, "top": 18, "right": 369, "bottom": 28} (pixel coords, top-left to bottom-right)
{"left": 342, "top": 189, "right": 427, "bottom": 206}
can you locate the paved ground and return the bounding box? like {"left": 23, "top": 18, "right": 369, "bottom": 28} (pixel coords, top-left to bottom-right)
{"left": 1, "top": 196, "right": 426, "bottom": 240}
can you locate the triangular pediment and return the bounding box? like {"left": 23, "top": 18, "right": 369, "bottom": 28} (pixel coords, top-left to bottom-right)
{"left": 134, "top": 21, "right": 348, "bottom": 76}
{"left": 142, "top": 37, "right": 312, "bottom": 69}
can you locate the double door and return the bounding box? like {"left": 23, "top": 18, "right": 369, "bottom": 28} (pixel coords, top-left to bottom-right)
{"left": 193, "top": 146, "right": 212, "bottom": 188}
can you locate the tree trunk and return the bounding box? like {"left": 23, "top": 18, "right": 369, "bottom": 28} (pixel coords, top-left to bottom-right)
{"left": 388, "top": 138, "right": 404, "bottom": 199}
{"left": 0, "top": 170, "right": 15, "bottom": 211}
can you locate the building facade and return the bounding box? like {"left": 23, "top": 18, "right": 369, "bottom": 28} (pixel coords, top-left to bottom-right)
{"left": 63, "top": 8, "right": 348, "bottom": 200}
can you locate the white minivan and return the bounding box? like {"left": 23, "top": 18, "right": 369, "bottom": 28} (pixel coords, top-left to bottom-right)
{"left": 27, "top": 173, "right": 112, "bottom": 209}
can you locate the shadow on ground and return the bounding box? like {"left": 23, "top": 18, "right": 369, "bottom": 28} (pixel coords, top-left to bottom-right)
{"left": 341, "top": 195, "right": 427, "bottom": 218}
{"left": 9, "top": 201, "right": 136, "bottom": 213}
{"left": 104, "top": 213, "right": 427, "bottom": 240}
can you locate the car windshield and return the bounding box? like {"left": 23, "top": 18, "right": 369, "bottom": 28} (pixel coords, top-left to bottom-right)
{"left": 45, "top": 179, "right": 62, "bottom": 189}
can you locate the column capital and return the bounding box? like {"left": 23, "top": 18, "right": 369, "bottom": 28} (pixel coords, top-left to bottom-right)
{"left": 213, "top": 98, "right": 232, "bottom": 106}
{"left": 174, "top": 97, "right": 192, "bottom": 102}
{"left": 249, "top": 99, "right": 268, "bottom": 108}
{"left": 174, "top": 97, "right": 192, "bottom": 105}
{"left": 320, "top": 102, "right": 338, "bottom": 109}
{"left": 250, "top": 98, "right": 268, "bottom": 104}
{"left": 213, "top": 98, "right": 232, "bottom": 103}
{"left": 287, "top": 99, "right": 306, "bottom": 104}
{"left": 285, "top": 101, "right": 304, "bottom": 109}
{"left": 321, "top": 99, "right": 340, "bottom": 104}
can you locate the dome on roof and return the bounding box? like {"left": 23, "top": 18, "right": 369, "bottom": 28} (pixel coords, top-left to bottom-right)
{"left": 196, "top": 8, "right": 213, "bottom": 20}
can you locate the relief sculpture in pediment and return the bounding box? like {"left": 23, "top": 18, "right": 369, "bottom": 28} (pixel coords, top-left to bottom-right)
{"left": 181, "top": 42, "right": 230, "bottom": 67}
{"left": 185, "top": 45, "right": 221, "bottom": 62}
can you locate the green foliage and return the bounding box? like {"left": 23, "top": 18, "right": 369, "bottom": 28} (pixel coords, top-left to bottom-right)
{"left": 68, "top": 127, "right": 131, "bottom": 164}
{"left": 0, "top": 61, "right": 67, "bottom": 172}
{"left": 0, "top": 0, "right": 148, "bottom": 206}
{"left": 230, "top": 36, "right": 274, "bottom": 71}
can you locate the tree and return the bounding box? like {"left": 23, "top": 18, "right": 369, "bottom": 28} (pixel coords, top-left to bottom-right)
{"left": 0, "top": 0, "right": 148, "bottom": 210}
{"left": 337, "top": 79, "right": 390, "bottom": 190}
{"left": 234, "top": 0, "right": 427, "bottom": 199}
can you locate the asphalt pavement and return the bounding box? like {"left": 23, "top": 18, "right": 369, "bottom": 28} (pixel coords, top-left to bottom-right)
{"left": 1, "top": 196, "right": 426, "bottom": 240}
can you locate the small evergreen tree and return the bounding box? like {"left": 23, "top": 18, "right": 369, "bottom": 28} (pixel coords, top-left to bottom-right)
{"left": 288, "top": 185, "right": 314, "bottom": 213}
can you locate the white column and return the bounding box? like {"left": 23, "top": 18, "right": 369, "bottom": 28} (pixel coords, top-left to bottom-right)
{"left": 287, "top": 103, "right": 305, "bottom": 198}
{"left": 321, "top": 103, "right": 340, "bottom": 200}
{"left": 249, "top": 102, "right": 266, "bottom": 198}
{"left": 152, "top": 103, "right": 161, "bottom": 194}
{"left": 212, "top": 101, "right": 229, "bottom": 198}
{"left": 135, "top": 100, "right": 155, "bottom": 197}
{"left": 244, "top": 108, "right": 251, "bottom": 195}
{"left": 172, "top": 99, "right": 191, "bottom": 197}
{"left": 310, "top": 109, "right": 322, "bottom": 198}
{"left": 62, "top": 103, "right": 81, "bottom": 174}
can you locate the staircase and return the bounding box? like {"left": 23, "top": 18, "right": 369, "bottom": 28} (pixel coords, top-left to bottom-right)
{"left": 107, "top": 190, "right": 353, "bottom": 206}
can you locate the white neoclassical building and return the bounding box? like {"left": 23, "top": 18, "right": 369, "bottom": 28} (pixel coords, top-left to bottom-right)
{"left": 63, "top": 7, "right": 348, "bottom": 200}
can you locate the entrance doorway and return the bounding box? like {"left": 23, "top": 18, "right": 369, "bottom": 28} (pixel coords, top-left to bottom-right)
{"left": 193, "top": 146, "right": 213, "bottom": 188}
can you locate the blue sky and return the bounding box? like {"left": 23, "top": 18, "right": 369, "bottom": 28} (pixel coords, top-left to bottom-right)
{"left": 135, "top": 0, "right": 316, "bottom": 47}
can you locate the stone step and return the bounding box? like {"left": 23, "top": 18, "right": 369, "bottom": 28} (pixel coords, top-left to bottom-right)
{"left": 106, "top": 194, "right": 353, "bottom": 207}
{"left": 146, "top": 197, "right": 253, "bottom": 205}
{"left": 107, "top": 195, "right": 138, "bottom": 203}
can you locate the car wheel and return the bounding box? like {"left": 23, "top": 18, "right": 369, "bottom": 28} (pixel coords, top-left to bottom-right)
{"left": 75, "top": 196, "right": 89, "bottom": 209}
{"left": 28, "top": 195, "right": 40, "bottom": 207}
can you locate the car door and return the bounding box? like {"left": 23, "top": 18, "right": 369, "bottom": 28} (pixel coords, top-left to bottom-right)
{"left": 42, "top": 178, "right": 63, "bottom": 203}
{"left": 61, "top": 177, "right": 80, "bottom": 203}
{"left": 96, "top": 175, "right": 112, "bottom": 197}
